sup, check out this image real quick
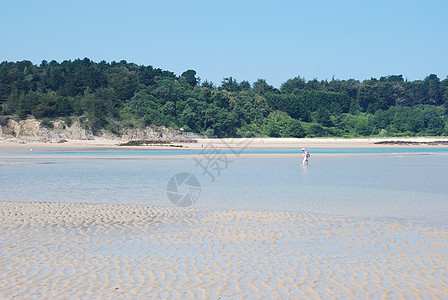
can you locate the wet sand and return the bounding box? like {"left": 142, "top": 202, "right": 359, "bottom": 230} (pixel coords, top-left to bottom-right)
{"left": 1, "top": 201, "right": 447, "bottom": 298}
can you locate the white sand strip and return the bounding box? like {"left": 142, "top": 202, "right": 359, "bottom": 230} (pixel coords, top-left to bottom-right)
{"left": 1, "top": 137, "right": 448, "bottom": 153}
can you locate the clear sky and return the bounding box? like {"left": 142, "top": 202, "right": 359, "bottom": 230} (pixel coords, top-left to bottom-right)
{"left": 1, "top": 0, "right": 447, "bottom": 87}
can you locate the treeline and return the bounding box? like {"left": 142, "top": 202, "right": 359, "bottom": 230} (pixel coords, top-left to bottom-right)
{"left": 1, "top": 58, "right": 447, "bottom": 137}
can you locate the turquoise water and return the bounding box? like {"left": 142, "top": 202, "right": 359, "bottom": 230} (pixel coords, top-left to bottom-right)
{"left": 1, "top": 147, "right": 448, "bottom": 156}
{"left": 1, "top": 150, "right": 447, "bottom": 227}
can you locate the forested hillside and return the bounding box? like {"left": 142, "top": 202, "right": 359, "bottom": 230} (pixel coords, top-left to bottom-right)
{"left": 1, "top": 58, "right": 447, "bottom": 138}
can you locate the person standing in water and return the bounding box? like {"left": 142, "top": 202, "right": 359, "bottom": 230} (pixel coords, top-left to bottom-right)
{"left": 301, "top": 147, "right": 310, "bottom": 166}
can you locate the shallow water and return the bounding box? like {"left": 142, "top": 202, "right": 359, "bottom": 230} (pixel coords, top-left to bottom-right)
{"left": 1, "top": 151, "right": 448, "bottom": 298}
{"left": 2, "top": 146, "right": 448, "bottom": 156}
{"left": 1, "top": 151, "right": 447, "bottom": 226}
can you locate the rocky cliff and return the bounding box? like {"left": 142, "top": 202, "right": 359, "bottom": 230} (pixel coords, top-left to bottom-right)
{"left": 1, "top": 119, "right": 94, "bottom": 141}
{"left": 0, "top": 118, "right": 195, "bottom": 142}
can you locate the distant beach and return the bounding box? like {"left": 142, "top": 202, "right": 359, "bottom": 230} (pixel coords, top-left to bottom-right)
{"left": 1, "top": 136, "right": 448, "bottom": 155}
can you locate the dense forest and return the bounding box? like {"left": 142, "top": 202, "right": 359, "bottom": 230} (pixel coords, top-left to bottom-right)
{"left": 1, "top": 58, "right": 447, "bottom": 138}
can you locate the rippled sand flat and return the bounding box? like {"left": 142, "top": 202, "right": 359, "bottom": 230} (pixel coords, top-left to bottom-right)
{"left": 1, "top": 201, "right": 447, "bottom": 299}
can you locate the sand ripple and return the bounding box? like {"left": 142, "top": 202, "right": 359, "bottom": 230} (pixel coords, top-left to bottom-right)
{"left": 1, "top": 201, "right": 447, "bottom": 299}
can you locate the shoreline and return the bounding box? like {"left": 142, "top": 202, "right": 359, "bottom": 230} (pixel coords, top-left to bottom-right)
{"left": 1, "top": 137, "right": 448, "bottom": 160}
{"left": 0, "top": 152, "right": 443, "bottom": 160}
{"left": 1, "top": 137, "right": 448, "bottom": 153}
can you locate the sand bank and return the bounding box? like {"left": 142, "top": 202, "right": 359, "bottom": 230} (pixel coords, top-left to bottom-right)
{"left": 195, "top": 137, "right": 448, "bottom": 150}
{"left": 1, "top": 137, "right": 448, "bottom": 153}
{"left": 1, "top": 137, "right": 447, "bottom": 160}
{"left": 1, "top": 201, "right": 447, "bottom": 298}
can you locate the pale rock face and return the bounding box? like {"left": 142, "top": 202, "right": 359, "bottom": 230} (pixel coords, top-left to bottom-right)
{"left": 0, "top": 118, "right": 195, "bottom": 142}
{"left": 0, "top": 119, "right": 93, "bottom": 140}
{"left": 8, "top": 119, "right": 41, "bottom": 136}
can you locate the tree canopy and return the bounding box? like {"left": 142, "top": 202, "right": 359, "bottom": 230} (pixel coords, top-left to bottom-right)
{"left": 1, "top": 58, "right": 447, "bottom": 137}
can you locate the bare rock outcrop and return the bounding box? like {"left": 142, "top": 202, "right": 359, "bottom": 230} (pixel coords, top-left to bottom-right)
{"left": 0, "top": 119, "right": 93, "bottom": 141}
{"left": 119, "top": 126, "right": 198, "bottom": 142}
{"left": 0, "top": 118, "right": 199, "bottom": 143}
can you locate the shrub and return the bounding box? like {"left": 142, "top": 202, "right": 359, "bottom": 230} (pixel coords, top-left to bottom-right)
{"left": 40, "top": 118, "right": 54, "bottom": 129}
{"left": 64, "top": 117, "right": 73, "bottom": 128}
{"left": 0, "top": 116, "right": 10, "bottom": 127}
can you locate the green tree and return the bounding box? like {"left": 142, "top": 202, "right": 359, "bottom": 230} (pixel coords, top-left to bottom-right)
{"left": 55, "top": 96, "right": 74, "bottom": 116}
{"left": 280, "top": 76, "right": 306, "bottom": 93}
{"left": 18, "top": 91, "right": 41, "bottom": 119}
{"left": 284, "top": 118, "right": 305, "bottom": 137}
{"left": 106, "top": 65, "right": 139, "bottom": 103}
{"left": 315, "top": 107, "right": 333, "bottom": 127}
{"left": 424, "top": 74, "right": 442, "bottom": 105}
{"left": 252, "top": 79, "right": 275, "bottom": 95}
{"left": 32, "top": 93, "right": 58, "bottom": 118}
{"left": 220, "top": 77, "right": 240, "bottom": 92}
{"left": 180, "top": 70, "right": 198, "bottom": 87}
{"left": 80, "top": 93, "right": 108, "bottom": 132}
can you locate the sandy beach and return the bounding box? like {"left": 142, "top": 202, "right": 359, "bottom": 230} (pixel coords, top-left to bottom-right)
{"left": 2, "top": 136, "right": 448, "bottom": 152}
{"left": 1, "top": 137, "right": 448, "bottom": 298}
{"left": 1, "top": 137, "right": 448, "bottom": 160}
{"left": 1, "top": 201, "right": 447, "bottom": 299}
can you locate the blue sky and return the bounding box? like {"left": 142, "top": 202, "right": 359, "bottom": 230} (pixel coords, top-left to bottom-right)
{"left": 1, "top": 0, "right": 447, "bottom": 87}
